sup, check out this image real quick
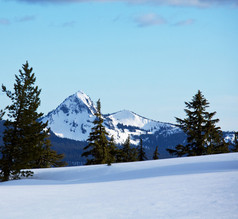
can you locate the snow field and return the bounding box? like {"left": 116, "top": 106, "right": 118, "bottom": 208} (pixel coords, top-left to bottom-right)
{"left": 1, "top": 153, "right": 238, "bottom": 219}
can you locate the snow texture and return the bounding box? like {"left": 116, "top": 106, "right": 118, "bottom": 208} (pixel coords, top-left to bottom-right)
{"left": 1, "top": 153, "right": 238, "bottom": 219}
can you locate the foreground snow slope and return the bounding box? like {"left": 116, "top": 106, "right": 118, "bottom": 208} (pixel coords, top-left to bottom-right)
{"left": 1, "top": 153, "right": 238, "bottom": 219}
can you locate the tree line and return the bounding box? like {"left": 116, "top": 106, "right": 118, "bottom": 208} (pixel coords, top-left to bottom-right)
{"left": 81, "top": 99, "right": 159, "bottom": 165}
{"left": 1, "top": 62, "right": 237, "bottom": 181}
{"left": 81, "top": 91, "right": 238, "bottom": 166}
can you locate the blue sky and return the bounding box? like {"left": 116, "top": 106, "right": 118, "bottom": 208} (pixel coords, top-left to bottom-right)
{"left": 0, "top": 0, "right": 238, "bottom": 131}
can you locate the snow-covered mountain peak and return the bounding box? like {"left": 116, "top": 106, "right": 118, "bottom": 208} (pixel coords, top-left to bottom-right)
{"left": 74, "top": 90, "right": 96, "bottom": 115}
{"left": 41, "top": 91, "right": 181, "bottom": 143}
{"left": 41, "top": 90, "right": 97, "bottom": 139}
{"left": 45, "top": 90, "right": 97, "bottom": 117}
{"left": 65, "top": 90, "right": 97, "bottom": 115}
{"left": 108, "top": 110, "right": 151, "bottom": 128}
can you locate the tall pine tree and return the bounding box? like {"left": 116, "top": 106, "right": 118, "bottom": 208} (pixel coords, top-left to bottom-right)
{"left": 0, "top": 61, "right": 65, "bottom": 181}
{"left": 107, "top": 135, "right": 117, "bottom": 165}
{"left": 82, "top": 99, "right": 109, "bottom": 165}
{"left": 167, "top": 90, "right": 228, "bottom": 157}
{"left": 137, "top": 138, "right": 147, "bottom": 161}
{"left": 0, "top": 110, "right": 4, "bottom": 119}
{"left": 121, "top": 136, "right": 138, "bottom": 162}
{"left": 153, "top": 146, "right": 159, "bottom": 160}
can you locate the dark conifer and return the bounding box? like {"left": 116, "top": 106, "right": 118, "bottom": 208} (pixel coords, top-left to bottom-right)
{"left": 167, "top": 144, "right": 189, "bottom": 157}
{"left": 0, "top": 61, "right": 65, "bottom": 181}
{"left": 121, "top": 136, "right": 138, "bottom": 162}
{"left": 82, "top": 99, "right": 109, "bottom": 165}
{"left": 0, "top": 110, "right": 4, "bottom": 119}
{"left": 137, "top": 138, "right": 147, "bottom": 161}
{"left": 121, "top": 136, "right": 130, "bottom": 162}
{"left": 34, "top": 138, "right": 67, "bottom": 168}
{"left": 107, "top": 135, "right": 117, "bottom": 165}
{"left": 231, "top": 132, "right": 238, "bottom": 152}
{"left": 167, "top": 90, "right": 228, "bottom": 157}
{"left": 153, "top": 146, "right": 159, "bottom": 160}
{"left": 115, "top": 147, "right": 124, "bottom": 163}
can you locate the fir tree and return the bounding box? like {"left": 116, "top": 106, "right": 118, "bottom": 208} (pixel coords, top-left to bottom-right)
{"left": 33, "top": 138, "right": 67, "bottom": 168}
{"left": 107, "top": 135, "right": 117, "bottom": 165}
{"left": 0, "top": 110, "right": 4, "bottom": 119}
{"left": 137, "top": 138, "right": 147, "bottom": 161}
{"left": 0, "top": 61, "right": 65, "bottom": 181}
{"left": 167, "top": 144, "right": 188, "bottom": 157}
{"left": 153, "top": 146, "right": 159, "bottom": 160}
{"left": 231, "top": 132, "right": 238, "bottom": 152}
{"left": 82, "top": 99, "right": 109, "bottom": 165}
{"left": 167, "top": 90, "right": 228, "bottom": 157}
{"left": 115, "top": 146, "right": 124, "bottom": 163}
{"left": 121, "top": 136, "right": 138, "bottom": 162}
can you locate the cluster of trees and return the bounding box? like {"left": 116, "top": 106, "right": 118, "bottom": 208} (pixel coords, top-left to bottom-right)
{"left": 0, "top": 62, "right": 66, "bottom": 181}
{"left": 83, "top": 90, "right": 237, "bottom": 166}
{"left": 82, "top": 100, "right": 159, "bottom": 165}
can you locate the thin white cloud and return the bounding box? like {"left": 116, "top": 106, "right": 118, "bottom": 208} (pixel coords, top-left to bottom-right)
{"left": 129, "top": 0, "right": 209, "bottom": 7}
{"left": 62, "top": 21, "right": 76, "bottom": 27}
{"left": 0, "top": 16, "right": 36, "bottom": 26}
{"left": 12, "top": 0, "right": 238, "bottom": 8}
{"left": 134, "top": 13, "right": 166, "bottom": 27}
{"left": 174, "top": 19, "right": 195, "bottom": 26}
{"left": 49, "top": 21, "right": 77, "bottom": 28}
{"left": 0, "top": 18, "right": 11, "bottom": 25}
{"left": 16, "top": 15, "right": 36, "bottom": 22}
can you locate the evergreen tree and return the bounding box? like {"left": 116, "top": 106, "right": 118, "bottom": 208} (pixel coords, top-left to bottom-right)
{"left": 107, "top": 135, "right": 117, "bottom": 165}
{"left": 33, "top": 138, "right": 67, "bottom": 168}
{"left": 115, "top": 146, "right": 124, "bottom": 163}
{"left": 0, "top": 109, "right": 4, "bottom": 119}
{"left": 0, "top": 61, "right": 65, "bottom": 181}
{"left": 82, "top": 99, "right": 109, "bottom": 165}
{"left": 167, "top": 90, "right": 228, "bottom": 157}
{"left": 153, "top": 146, "right": 159, "bottom": 160}
{"left": 121, "top": 136, "right": 138, "bottom": 162}
{"left": 137, "top": 138, "right": 147, "bottom": 161}
{"left": 231, "top": 132, "right": 238, "bottom": 152}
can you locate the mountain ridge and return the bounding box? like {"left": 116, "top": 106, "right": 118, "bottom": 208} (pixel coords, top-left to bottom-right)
{"left": 0, "top": 90, "right": 236, "bottom": 165}
{"left": 41, "top": 91, "right": 181, "bottom": 145}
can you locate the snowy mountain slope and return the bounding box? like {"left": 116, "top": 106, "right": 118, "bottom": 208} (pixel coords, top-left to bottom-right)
{"left": 105, "top": 110, "right": 180, "bottom": 144}
{"left": 41, "top": 91, "right": 97, "bottom": 140}
{"left": 1, "top": 153, "right": 238, "bottom": 218}
{"left": 39, "top": 90, "right": 236, "bottom": 164}
{"left": 41, "top": 91, "right": 181, "bottom": 145}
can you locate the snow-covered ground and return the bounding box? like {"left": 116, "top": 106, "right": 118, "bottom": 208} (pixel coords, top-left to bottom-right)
{"left": 1, "top": 153, "right": 238, "bottom": 219}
